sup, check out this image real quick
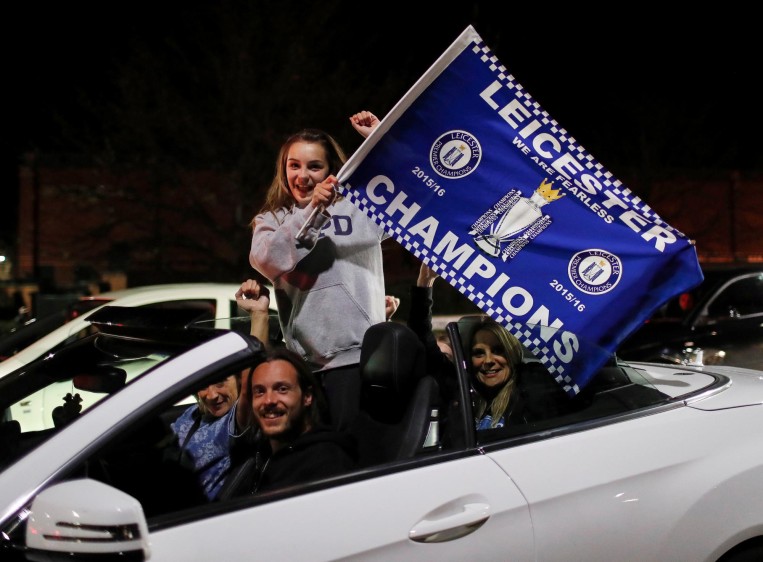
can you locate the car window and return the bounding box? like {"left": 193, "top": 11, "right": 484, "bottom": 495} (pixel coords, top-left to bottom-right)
{"left": 138, "top": 298, "right": 217, "bottom": 319}
{"left": 706, "top": 274, "right": 763, "bottom": 319}
{"left": 0, "top": 333, "right": 187, "bottom": 459}
{"left": 43, "top": 299, "right": 223, "bottom": 359}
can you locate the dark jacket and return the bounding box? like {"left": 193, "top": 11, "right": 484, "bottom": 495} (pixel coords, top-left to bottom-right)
{"left": 223, "top": 425, "right": 357, "bottom": 497}
{"left": 407, "top": 286, "right": 458, "bottom": 391}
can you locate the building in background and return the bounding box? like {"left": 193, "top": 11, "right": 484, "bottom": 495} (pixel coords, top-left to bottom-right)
{"left": 6, "top": 154, "right": 763, "bottom": 317}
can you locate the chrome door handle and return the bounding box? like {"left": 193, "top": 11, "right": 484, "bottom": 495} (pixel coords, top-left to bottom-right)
{"left": 409, "top": 502, "right": 490, "bottom": 543}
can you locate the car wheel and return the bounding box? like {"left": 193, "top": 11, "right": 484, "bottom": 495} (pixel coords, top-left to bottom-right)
{"left": 717, "top": 537, "right": 763, "bottom": 562}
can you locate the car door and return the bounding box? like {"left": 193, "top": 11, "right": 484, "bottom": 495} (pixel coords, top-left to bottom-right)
{"left": 146, "top": 455, "right": 533, "bottom": 561}
{"left": 482, "top": 401, "right": 762, "bottom": 562}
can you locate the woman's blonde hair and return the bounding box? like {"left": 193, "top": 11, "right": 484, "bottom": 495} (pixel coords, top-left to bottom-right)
{"left": 251, "top": 129, "right": 347, "bottom": 226}
{"left": 460, "top": 316, "right": 523, "bottom": 428}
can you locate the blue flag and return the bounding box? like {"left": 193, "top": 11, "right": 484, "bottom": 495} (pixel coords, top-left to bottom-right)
{"left": 338, "top": 26, "right": 703, "bottom": 395}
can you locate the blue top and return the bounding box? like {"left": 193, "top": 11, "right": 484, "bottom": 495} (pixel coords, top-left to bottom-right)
{"left": 171, "top": 405, "right": 237, "bottom": 500}
{"left": 475, "top": 414, "right": 505, "bottom": 431}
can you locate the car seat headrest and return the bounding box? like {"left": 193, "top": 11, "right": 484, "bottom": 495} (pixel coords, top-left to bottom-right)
{"left": 359, "top": 322, "right": 425, "bottom": 399}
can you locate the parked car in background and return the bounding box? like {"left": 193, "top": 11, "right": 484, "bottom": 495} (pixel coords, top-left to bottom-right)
{"left": 618, "top": 267, "right": 763, "bottom": 369}
{"left": 0, "top": 308, "right": 761, "bottom": 561}
{"left": 0, "top": 283, "right": 279, "bottom": 379}
{"left": 0, "top": 309, "right": 69, "bottom": 362}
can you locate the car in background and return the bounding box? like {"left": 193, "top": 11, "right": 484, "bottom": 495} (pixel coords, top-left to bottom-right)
{"left": 0, "top": 309, "right": 69, "bottom": 362}
{"left": 0, "top": 283, "right": 279, "bottom": 379}
{"left": 0, "top": 293, "right": 130, "bottom": 362}
{"left": 0, "top": 308, "right": 762, "bottom": 561}
{"left": 618, "top": 267, "right": 763, "bottom": 369}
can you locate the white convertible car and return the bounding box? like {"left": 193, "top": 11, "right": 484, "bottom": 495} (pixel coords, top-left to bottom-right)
{"left": 0, "top": 306, "right": 761, "bottom": 561}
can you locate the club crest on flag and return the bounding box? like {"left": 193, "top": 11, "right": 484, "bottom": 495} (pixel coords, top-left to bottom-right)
{"left": 568, "top": 250, "right": 623, "bottom": 296}
{"left": 430, "top": 130, "right": 482, "bottom": 179}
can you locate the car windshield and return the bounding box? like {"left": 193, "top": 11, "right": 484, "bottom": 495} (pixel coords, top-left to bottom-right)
{"left": 0, "top": 334, "right": 173, "bottom": 424}
{"left": 0, "top": 329, "right": 195, "bottom": 469}
{"left": 191, "top": 314, "right": 283, "bottom": 347}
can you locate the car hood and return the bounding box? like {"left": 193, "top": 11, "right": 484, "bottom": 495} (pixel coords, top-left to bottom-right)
{"left": 687, "top": 364, "right": 763, "bottom": 411}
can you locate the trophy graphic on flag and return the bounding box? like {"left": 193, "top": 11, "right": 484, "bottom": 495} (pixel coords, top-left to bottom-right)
{"left": 474, "top": 179, "right": 565, "bottom": 257}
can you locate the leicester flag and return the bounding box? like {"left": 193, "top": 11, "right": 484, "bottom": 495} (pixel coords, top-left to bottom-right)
{"left": 338, "top": 26, "right": 703, "bottom": 395}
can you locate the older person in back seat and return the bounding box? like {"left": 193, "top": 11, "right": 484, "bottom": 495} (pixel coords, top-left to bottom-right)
{"left": 171, "top": 371, "right": 242, "bottom": 500}
{"left": 170, "top": 279, "right": 271, "bottom": 500}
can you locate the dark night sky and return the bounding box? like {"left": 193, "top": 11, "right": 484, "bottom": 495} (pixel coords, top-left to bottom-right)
{"left": 3, "top": 2, "right": 760, "bottom": 250}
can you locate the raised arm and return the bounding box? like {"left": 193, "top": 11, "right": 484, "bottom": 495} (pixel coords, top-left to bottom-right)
{"left": 349, "top": 111, "right": 381, "bottom": 139}
{"left": 235, "top": 279, "right": 271, "bottom": 343}
{"left": 385, "top": 295, "right": 400, "bottom": 320}
{"left": 234, "top": 279, "right": 272, "bottom": 434}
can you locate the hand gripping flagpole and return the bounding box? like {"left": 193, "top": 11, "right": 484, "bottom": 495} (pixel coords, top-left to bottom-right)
{"left": 295, "top": 205, "right": 325, "bottom": 245}
{"left": 295, "top": 189, "right": 337, "bottom": 245}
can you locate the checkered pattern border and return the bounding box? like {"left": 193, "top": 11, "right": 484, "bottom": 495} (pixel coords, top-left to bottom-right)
{"left": 342, "top": 183, "right": 578, "bottom": 394}
{"left": 470, "top": 41, "right": 685, "bottom": 238}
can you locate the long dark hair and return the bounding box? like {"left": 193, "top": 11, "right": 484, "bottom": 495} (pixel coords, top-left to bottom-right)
{"left": 261, "top": 347, "right": 329, "bottom": 427}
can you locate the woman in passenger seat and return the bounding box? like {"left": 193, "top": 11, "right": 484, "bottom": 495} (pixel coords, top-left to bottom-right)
{"left": 408, "top": 263, "right": 563, "bottom": 430}
{"left": 462, "top": 317, "right": 525, "bottom": 429}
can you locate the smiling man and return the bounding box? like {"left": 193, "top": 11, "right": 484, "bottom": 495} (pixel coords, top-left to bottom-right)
{"left": 232, "top": 347, "right": 357, "bottom": 495}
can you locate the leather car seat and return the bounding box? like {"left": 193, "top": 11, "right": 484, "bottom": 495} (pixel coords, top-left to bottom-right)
{"left": 349, "top": 322, "right": 440, "bottom": 467}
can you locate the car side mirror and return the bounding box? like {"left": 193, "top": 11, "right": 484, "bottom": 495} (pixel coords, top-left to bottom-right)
{"left": 25, "top": 479, "right": 150, "bottom": 562}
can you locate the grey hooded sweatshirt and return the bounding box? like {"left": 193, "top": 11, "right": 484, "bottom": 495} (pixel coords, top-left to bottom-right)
{"left": 250, "top": 198, "right": 387, "bottom": 371}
